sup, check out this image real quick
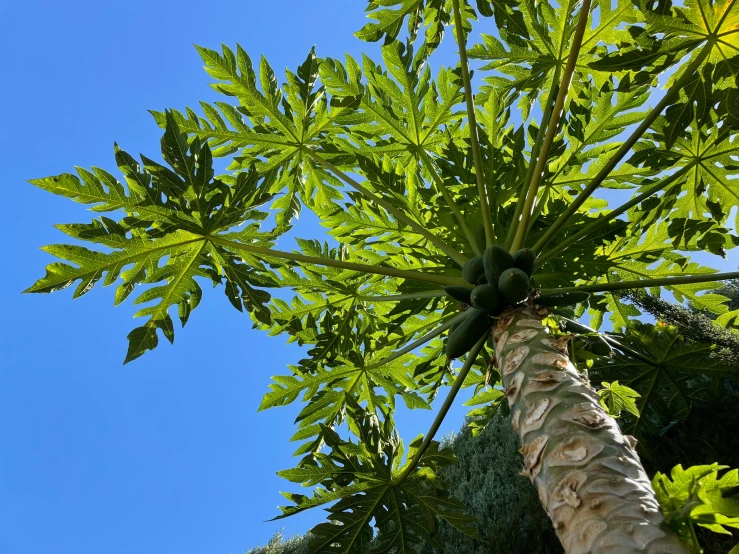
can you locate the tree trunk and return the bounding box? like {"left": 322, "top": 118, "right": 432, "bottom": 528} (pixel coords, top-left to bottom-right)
{"left": 492, "top": 304, "right": 687, "bottom": 554}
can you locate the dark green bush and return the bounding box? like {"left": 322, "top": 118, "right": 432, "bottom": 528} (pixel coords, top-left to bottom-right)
{"left": 422, "top": 410, "right": 562, "bottom": 554}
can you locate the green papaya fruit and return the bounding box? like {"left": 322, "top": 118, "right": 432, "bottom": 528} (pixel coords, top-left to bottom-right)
{"left": 470, "top": 284, "right": 503, "bottom": 313}
{"left": 445, "top": 286, "right": 474, "bottom": 304}
{"left": 498, "top": 268, "right": 530, "bottom": 305}
{"left": 462, "top": 255, "right": 485, "bottom": 285}
{"left": 536, "top": 291, "right": 590, "bottom": 307}
{"left": 483, "top": 245, "right": 514, "bottom": 284}
{"left": 512, "top": 248, "right": 537, "bottom": 277}
{"left": 446, "top": 309, "right": 490, "bottom": 358}
{"left": 474, "top": 225, "right": 486, "bottom": 254}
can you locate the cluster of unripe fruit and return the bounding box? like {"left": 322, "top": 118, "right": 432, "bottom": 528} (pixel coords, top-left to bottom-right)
{"left": 443, "top": 245, "right": 589, "bottom": 358}
{"left": 444, "top": 246, "right": 536, "bottom": 359}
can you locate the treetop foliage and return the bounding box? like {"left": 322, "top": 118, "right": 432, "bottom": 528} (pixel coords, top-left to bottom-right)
{"left": 27, "top": 0, "right": 739, "bottom": 551}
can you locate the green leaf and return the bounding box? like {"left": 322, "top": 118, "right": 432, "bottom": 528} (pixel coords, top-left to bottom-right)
{"left": 653, "top": 463, "right": 739, "bottom": 550}
{"left": 152, "top": 45, "right": 342, "bottom": 228}
{"left": 27, "top": 1, "right": 739, "bottom": 550}
{"left": 275, "top": 408, "right": 476, "bottom": 553}
{"left": 356, "top": 0, "right": 451, "bottom": 60}
{"left": 27, "top": 115, "right": 279, "bottom": 361}
{"left": 591, "top": 322, "right": 733, "bottom": 437}
{"left": 597, "top": 381, "right": 641, "bottom": 418}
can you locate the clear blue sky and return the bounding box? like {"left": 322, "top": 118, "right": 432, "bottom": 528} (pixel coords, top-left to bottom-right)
{"left": 2, "top": 3, "right": 736, "bottom": 554}
{"left": 0, "top": 2, "right": 474, "bottom": 553}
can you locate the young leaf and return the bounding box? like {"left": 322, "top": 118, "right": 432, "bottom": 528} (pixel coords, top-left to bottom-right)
{"left": 597, "top": 381, "right": 641, "bottom": 418}
{"left": 653, "top": 463, "right": 739, "bottom": 551}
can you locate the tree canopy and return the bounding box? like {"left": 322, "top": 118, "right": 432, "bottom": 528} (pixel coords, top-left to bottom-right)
{"left": 26, "top": 0, "right": 739, "bottom": 551}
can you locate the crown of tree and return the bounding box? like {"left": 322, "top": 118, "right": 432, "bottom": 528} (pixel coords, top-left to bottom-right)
{"left": 26, "top": 0, "right": 739, "bottom": 552}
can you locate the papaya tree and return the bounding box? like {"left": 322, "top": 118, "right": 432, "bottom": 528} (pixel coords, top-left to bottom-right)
{"left": 25, "top": 0, "right": 739, "bottom": 552}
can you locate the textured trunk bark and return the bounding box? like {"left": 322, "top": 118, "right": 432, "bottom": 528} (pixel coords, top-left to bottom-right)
{"left": 492, "top": 304, "right": 687, "bottom": 554}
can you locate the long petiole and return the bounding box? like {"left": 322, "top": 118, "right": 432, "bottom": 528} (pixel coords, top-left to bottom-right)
{"left": 540, "top": 271, "right": 739, "bottom": 294}
{"left": 525, "top": 184, "right": 550, "bottom": 235}
{"left": 358, "top": 290, "right": 447, "bottom": 302}
{"left": 532, "top": 38, "right": 715, "bottom": 254}
{"left": 602, "top": 335, "right": 660, "bottom": 366}
{"left": 562, "top": 317, "right": 659, "bottom": 365}
{"left": 366, "top": 311, "right": 470, "bottom": 370}
{"left": 392, "top": 333, "right": 487, "bottom": 485}
{"left": 209, "top": 235, "right": 468, "bottom": 286}
{"left": 535, "top": 163, "right": 696, "bottom": 268}
{"left": 510, "top": 0, "right": 592, "bottom": 252}
{"left": 419, "top": 149, "right": 480, "bottom": 255}
{"left": 451, "top": 0, "right": 494, "bottom": 247}
{"left": 306, "top": 149, "right": 469, "bottom": 267}
{"left": 504, "top": 64, "right": 562, "bottom": 250}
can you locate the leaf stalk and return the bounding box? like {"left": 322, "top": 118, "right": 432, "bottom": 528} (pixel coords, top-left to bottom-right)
{"left": 510, "top": 0, "right": 592, "bottom": 252}
{"left": 392, "top": 333, "right": 487, "bottom": 486}
{"left": 366, "top": 311, "right": 469, "bottom": 370}
{"left": 451, "top": 0, "right": 494, "bottom": 247}
{"left": 562, "top": 318, "right": 659, "bottom": 366}
{"left": 306, "top": 149, "right": 469, "bottom": 266}
{"left": 504, "top": 65, "right": 562, "bottom": 249}
{"left": 504, "top": 66, "right": 561, "bottom": 250}
{"left": 532, "top": 38, "right": 715, "bottom": 254}
{"left": 540, "top": 271, "right": 739, "bottom": 294}
{"left": 358, "top": 290, "right": 447, "bottom": 302}
{"left": 208, "top": 235, "right": 467, "bottom": 286}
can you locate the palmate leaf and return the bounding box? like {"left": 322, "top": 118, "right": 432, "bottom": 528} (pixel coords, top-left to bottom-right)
{"left": 259, "top": 310, "right": 456, "bottom": 456}
{"left": 321, "top": 40, "right": 465, "bottom": 159}
{"left": 653, "top": 463, "right": 739, "bottom": 550}
{"left": 27, "top": 114, "right": 280, "bottom": 362}
{"left": 599, "top": 225, "right": 736, "bottom": 303}
{"left": 591, "top": 322, "right": 735, "bottom": 438}
{"left": 356, "top": 0, "right": 452, "bottom": 60}
{"left": 597, "top": 381, "right": 641, "bottom": 418}
{"left": 469, "top": 0, "right": 644, "bottom": 117}
{"left": 646, "top": 0, "right": 739, "bottom": 70}
{"left": 591, "top": 0, "right": 739, "bottom": 128}
{"left": 275, "top": 406, "right": 476, "bottom": 554}
{"left": 536, "top": 215, "right": 739, "bottom": 329}
{"left": 590, "top": 0, "right": 739, "bottom": 76}
{"left": 152, "top": 46, "right": 344, "bottom": 228}
{"left": 548, "top": 79, "right": 656, "bottom": 191}
{"left": 158, "top": 40, "right": 469, "bottom": 260}
{"left": 632, "top": 114, "right": 739, "bottom": 230}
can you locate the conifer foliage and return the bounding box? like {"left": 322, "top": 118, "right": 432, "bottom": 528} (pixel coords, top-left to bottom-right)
{"left": 27, "top": 0, "right": 739, "bottom": 552}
